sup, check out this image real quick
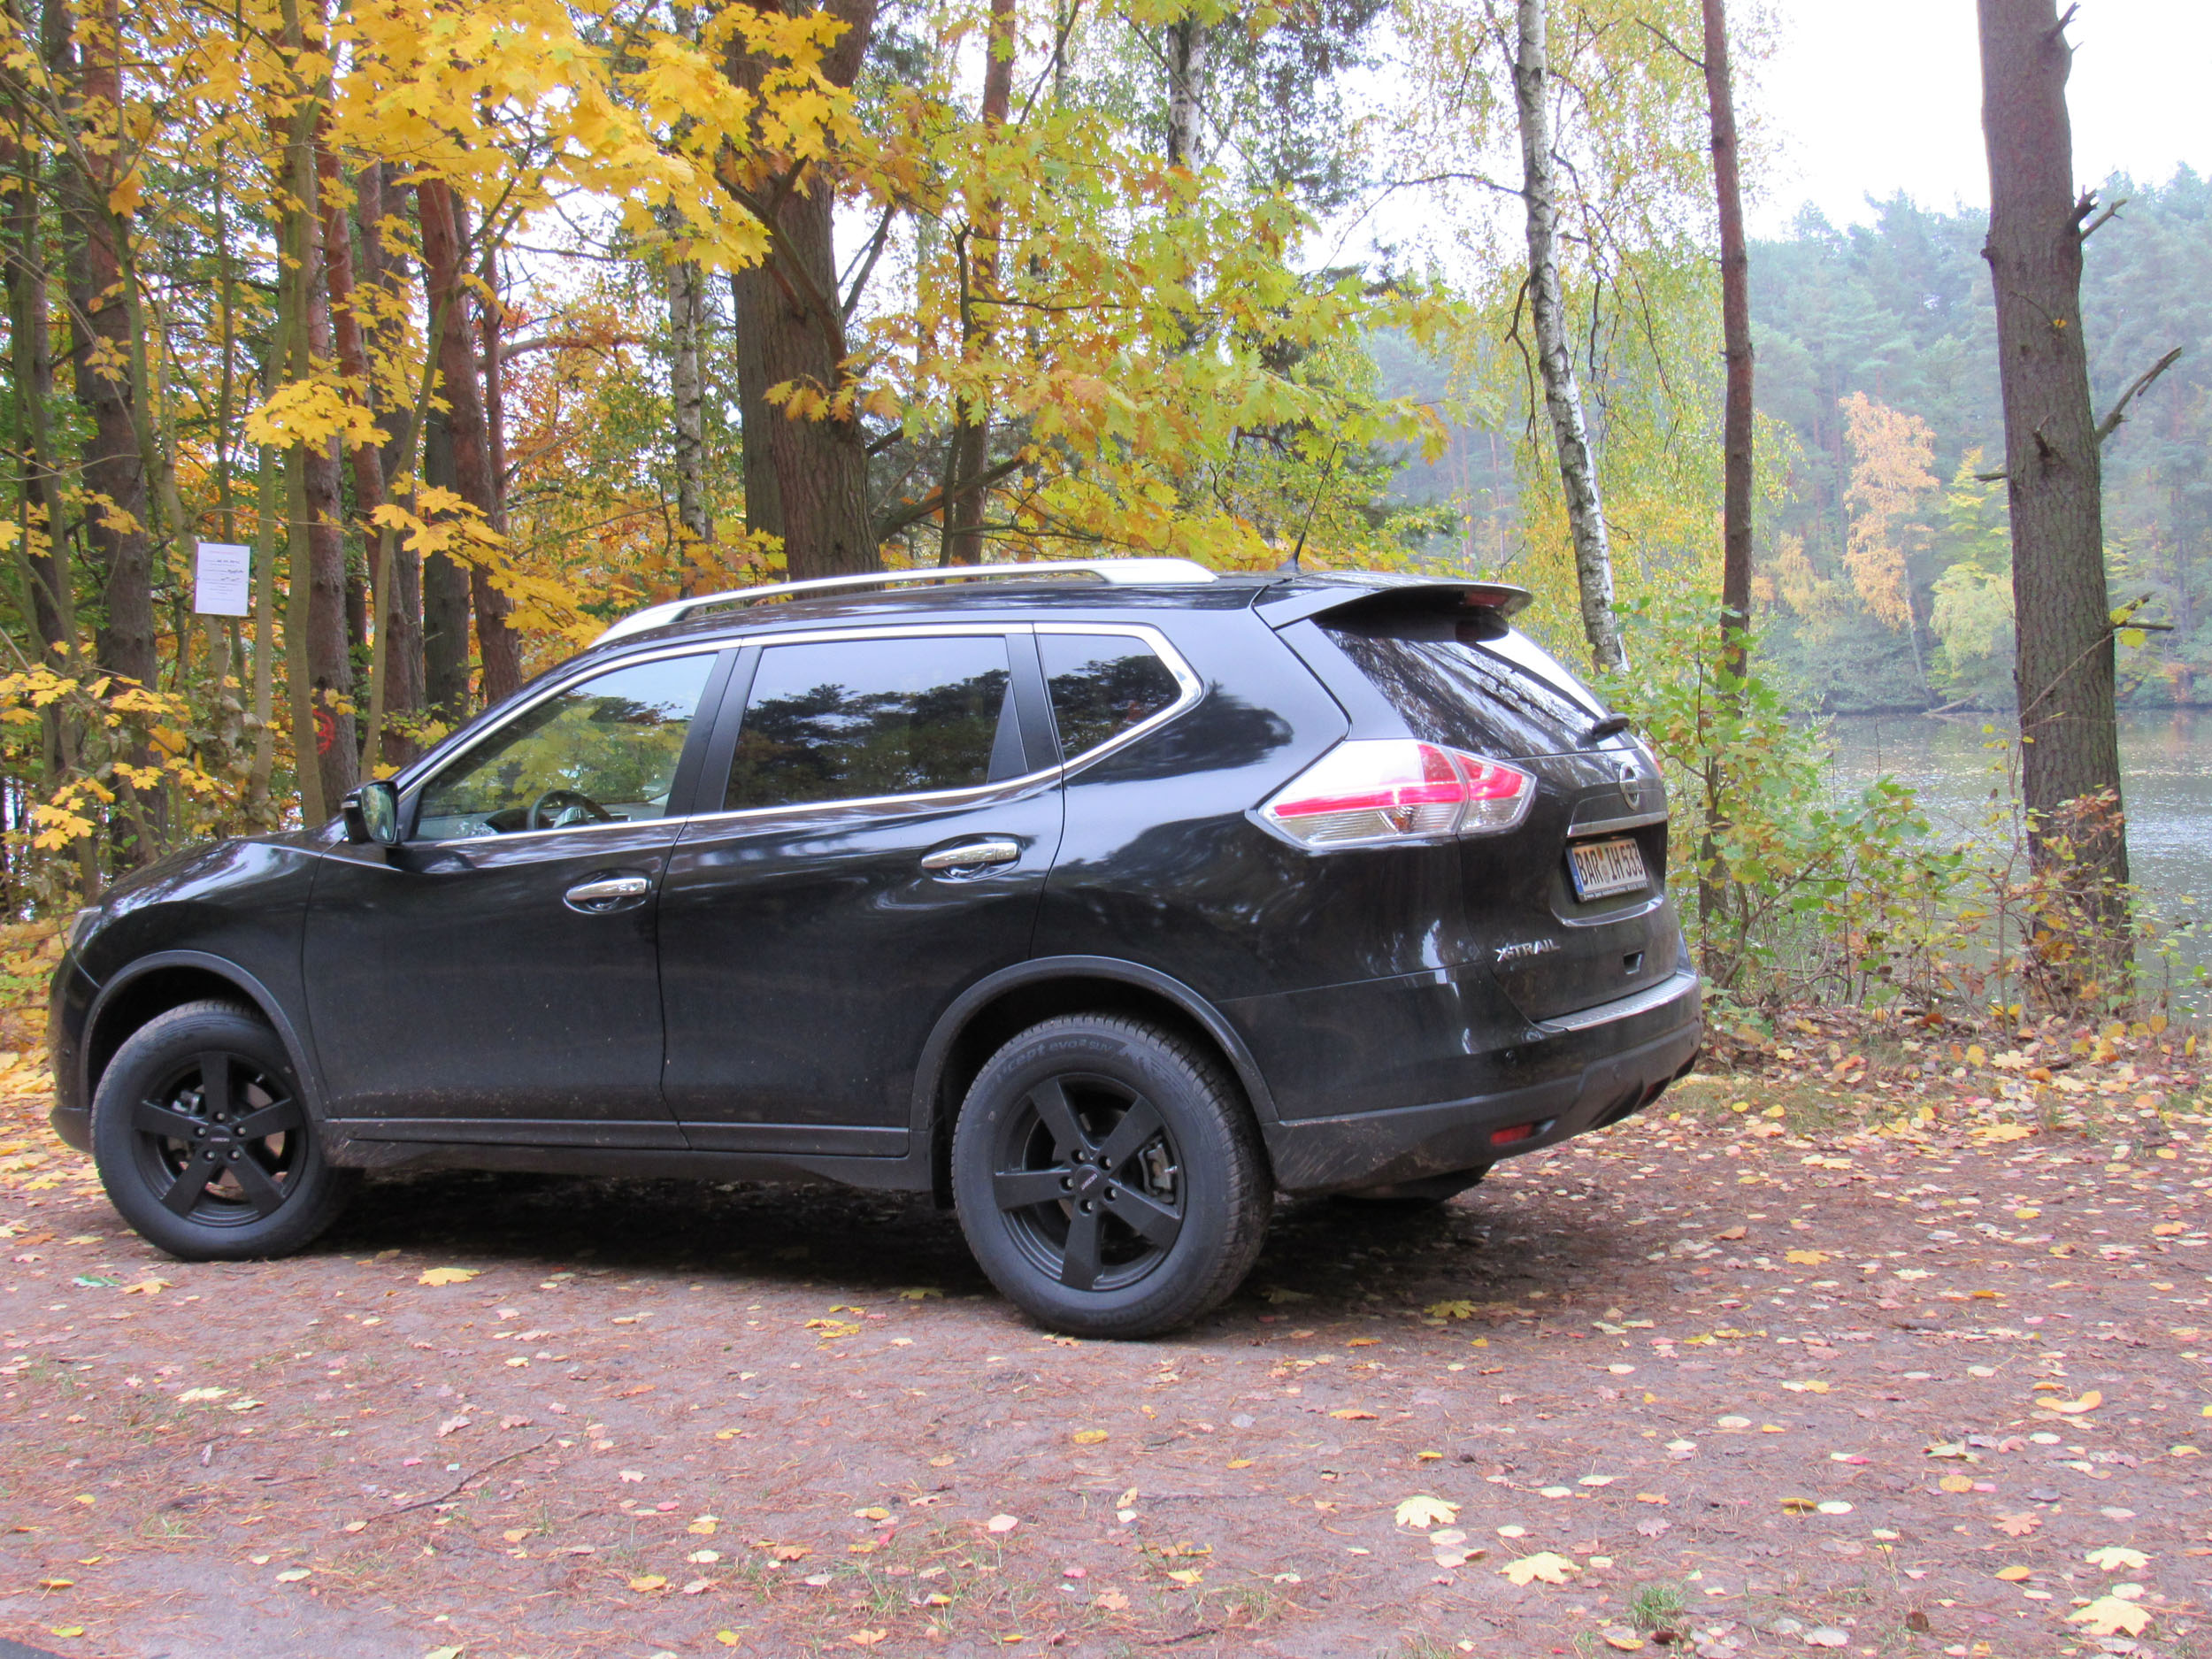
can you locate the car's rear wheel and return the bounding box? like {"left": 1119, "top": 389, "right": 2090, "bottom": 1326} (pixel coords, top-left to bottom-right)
{"left": 951, "top": 1014, "right": 1271, "bottom": 1339}
{"left": 92, "top": 1001, "right": 356, "bottom": 1261}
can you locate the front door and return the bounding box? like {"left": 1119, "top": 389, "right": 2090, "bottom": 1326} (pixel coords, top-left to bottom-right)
{"left": 658, "top": 628, "right": 1062, "bottom": 1156}
{"left": 304, "top": 648, "right": 730, "bottom": 1143}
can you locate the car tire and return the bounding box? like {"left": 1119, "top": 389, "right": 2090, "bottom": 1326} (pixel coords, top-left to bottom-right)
{"left": 951, "top": 1014, "right": 1271, "bottom": 1340}
{"left": 92, "top": 1001, "right": 357, "bottom": 1262}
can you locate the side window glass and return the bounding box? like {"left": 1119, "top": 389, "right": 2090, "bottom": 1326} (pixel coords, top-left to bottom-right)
{"left": 1040, "top": 633, "right": 1182, "bottom": 759}
{"left": 726, "top": 634, "right": 1012, "bottom": 811}
{"left": 415, "top": 654, "right": 716, "bottom": 839}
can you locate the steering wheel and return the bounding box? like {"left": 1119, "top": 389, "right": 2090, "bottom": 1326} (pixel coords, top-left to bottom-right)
{"left": 527, "top": 787, "right": 617, "bottom": 831}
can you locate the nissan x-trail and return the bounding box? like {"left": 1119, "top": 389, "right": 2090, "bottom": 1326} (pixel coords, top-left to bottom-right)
{"left": 50, "top": 559, "right": 1701, "bottom": 1337}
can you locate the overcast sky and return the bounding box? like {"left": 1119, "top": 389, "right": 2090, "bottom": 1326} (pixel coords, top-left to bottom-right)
{"left": 1750, "top": 0, "right": 2212, "bottom": 236}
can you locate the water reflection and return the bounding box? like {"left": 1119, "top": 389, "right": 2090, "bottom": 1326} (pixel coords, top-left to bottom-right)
{"left": 1825, "top": 710, "right": 2212, "bottom": 968}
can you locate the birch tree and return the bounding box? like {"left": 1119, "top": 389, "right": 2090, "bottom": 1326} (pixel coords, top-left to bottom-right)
{"left": 1512, "top": 0, "right": 1625, "bottom": 673}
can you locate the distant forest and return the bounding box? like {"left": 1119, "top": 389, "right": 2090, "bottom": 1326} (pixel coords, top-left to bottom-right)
{"left": 1391, "top": 170, "right": 2211, "bottom": 713}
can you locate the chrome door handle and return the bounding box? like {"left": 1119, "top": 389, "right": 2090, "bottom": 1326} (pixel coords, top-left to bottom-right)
{"left": 920, "top": 839, "right": 1021, "bottom": 874}
{"left": 565, "top": 874, "right": 651, "bottom": 907}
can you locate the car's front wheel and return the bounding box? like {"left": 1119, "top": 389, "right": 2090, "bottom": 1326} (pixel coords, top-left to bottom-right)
{"left": 92, "top": 1001, "right": 357, "bottom": 1261}
{"left": 951, "top": 1014, "right": 1271, "bottom": 1339}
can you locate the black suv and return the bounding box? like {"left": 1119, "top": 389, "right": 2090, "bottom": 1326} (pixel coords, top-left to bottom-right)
{"left": 49, "top": 561, "right": 1699, "bottom": 1337}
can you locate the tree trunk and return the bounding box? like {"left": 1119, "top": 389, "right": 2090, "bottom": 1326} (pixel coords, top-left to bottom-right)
{"left": 666, "top": 254, "right": 713, "bottom": 588}
{"left": 1512, "top": 0, "right": 1627, "bottom": 675}
{"left": 1977, "top": 0, "right": 2130, "bottom": 981}
{"left": 419, "top": 405, "right": 472, "bottom": 725}
{"left": 56, "top": 0, "right": 156, "bottom": 706}
{"left": 4, "top": 110, "right": 75, "bottom": 663}
{"left": 361, "top": 163, "right": 425, "bottom": 760}
{"left": 729, "top": 266, "right": 784, "bottom": 549}
{"left": 1698, "top": 0, "right": 1753, "bottom": 975}
{"left": 419, "top": 178, "right": 522, "bottom": 704}
{"left": 1165, "top": 13, "right": 1206, "bottom": 169}
{"left": 720, "top": 0, "right": 879, "bottom": 582}
{"left": 303, "top": 166, "right": 358, "bottom": 808}
{"left": 939, "top": 0, "right": 1016, "bottom": 569}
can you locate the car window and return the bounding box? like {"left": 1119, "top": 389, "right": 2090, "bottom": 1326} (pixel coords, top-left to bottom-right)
{"left": 1039, "top": 633, "right": 1183, "bottom": 759}
{"left": 415, "top": 653, "right": 716, "bottom": 839}
{"left": 725, "top": 634, "right": 1013, "bottom": 811}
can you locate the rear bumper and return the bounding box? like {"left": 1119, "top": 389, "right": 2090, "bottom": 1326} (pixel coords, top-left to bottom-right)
{"left": 1245, "top": 968, "right": 1701, "bottom": 1193}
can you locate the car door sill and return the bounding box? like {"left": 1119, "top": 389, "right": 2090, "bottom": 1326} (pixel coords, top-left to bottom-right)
{"left": 330, "top": 1118, "right": 693, "bottom": 1150}
{"left": 680, "top": 1122, "right": 910, "bottom": 1158}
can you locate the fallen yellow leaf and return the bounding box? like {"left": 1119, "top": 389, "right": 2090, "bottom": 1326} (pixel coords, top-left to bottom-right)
{"left": 1500, "top": 1552, "right": 1578, "bottom": 1586}
{"left": 1072, "top": 1429, "right": 1108, "bottom": 1445}
{"left": 1394, "top": 1495, "right": 1459, "bottom": 1528}
{"left": 1938, "top": 1474, "right": 1977, "bottom": 1494}
{"left": 2066, "top": 1596, "right": 2150, "bottom": 1637}
{"left": 1994, "top": 1565, "right": 2032, "bottom": 1582}
{"left": 627, "top": 1574, "right": 668, "bottom": 1592}
{"left": 417, "top": 1267, "right": 479, "bottom": 1287}
{"left": 2038, "top": 1391, "right": 2104, "bottom": 1415}
{"left": 1329, "top": 1408, "right": 1378, "bottom": 1420}
{"left": 1784, "top": 1249, "right": 1827, "bottom": 1266}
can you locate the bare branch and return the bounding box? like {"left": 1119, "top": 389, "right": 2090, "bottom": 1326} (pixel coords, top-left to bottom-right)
{"left": 2078, "top": 196, "right": 2126, "bottom": 241}
{"left": 2093, "top": 347, "right": 2183, "bottom": 446}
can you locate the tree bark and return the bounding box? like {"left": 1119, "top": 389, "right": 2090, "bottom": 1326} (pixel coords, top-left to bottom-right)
{"left": 4, "top": 109, "right": 75, "bottom": 662}
{"left": 940, "top": 0, "right": 1016, "bottom": 568}
{"left": 666, "top": 254, "right": 713, "bottom": 587}
{"left": 1698, "top": 0, "right": 1753, "bottom": 974}
{"left": 1513, "top": 0, "right": 1627, "bottom": 675}
{"left": 1977, "top": 0, "right": 2130, "bottom": 979}
{"left": 720, "top": 0, "right": 879, "bottom": 582}
{"left": 360, "top": 163, "right": 425, "bottom": 759}
{"left": 729, "top": 266, "right": 784, "bottom": 547}
{"left": 302, "top": 159, "right": 358, "bottom": 809}
{"left": 1164, "top": 13, "right": 1206, "bottom": 169}
{"left": 419, "top": 404, "right": 472, "bottom": 724}
{"left": 419, "top": 177, "right": 522, "bottom": 704}
{"left": 55, "top": 0, "right": 156, "bottom": 704}
{"left": 273, "top": 0, "right": 333, "bottom": 824}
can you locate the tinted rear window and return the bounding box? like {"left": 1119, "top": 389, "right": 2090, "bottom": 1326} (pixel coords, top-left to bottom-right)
{"left": 726, "top": 634, "right": 1011, "bottom": 810}
{"left": 1321, "top": 615, "right": 1605, "bottom": 757}
{"left": 1040, "top": 633, "right": 1183, "bottom": 758}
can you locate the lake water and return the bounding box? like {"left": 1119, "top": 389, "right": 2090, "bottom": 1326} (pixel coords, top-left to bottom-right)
{"left": 1824, "top": 710, "right": 2212, "bottom": 975}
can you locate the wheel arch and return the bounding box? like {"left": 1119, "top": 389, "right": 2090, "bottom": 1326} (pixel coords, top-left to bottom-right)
{"left": 911, "top": 956, "right": 1279, "bottom": 1206}
{"left": 83, "top": 952, "right": 322, "bottom": 1120}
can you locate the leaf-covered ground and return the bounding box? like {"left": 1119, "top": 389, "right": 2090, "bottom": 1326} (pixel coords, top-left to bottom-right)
{"left": 1, "top": 930, "right": 2207, "bottom": 1658}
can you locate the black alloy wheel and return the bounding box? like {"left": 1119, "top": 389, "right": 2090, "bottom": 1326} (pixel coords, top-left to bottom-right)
{"left": 130, "top": 1049, "right": 303, "bottom": 1225}
{"left": 93, "top": 1001, "right": 357, "bottom": 1261}
{"left": 990, "top": 1072, "right": 1187, "bottom": 1294}
{"left": 952, "top": 1014, "right": 1271, "bottom": 1339}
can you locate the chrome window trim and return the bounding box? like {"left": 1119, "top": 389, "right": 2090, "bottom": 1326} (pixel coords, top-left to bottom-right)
{"left": 680, "top": 767, "right": 1063, "bottom": 834}
{"left": 408, "top": 641, "right": 729, "bottom": 849}
{"left": 411, "top": 620, "right": 1203, "bottom": 844}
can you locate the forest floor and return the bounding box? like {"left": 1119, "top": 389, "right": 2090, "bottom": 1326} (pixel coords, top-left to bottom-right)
{"left": 0, "top": 926, "right": 2208, "bottom": 1659}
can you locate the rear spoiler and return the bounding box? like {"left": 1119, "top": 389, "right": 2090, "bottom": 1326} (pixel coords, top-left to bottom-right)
{"left": 1254, "top": 575, "right": 1534, "bottom": 630}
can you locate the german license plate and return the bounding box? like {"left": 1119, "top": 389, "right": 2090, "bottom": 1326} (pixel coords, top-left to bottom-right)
{"left": 1568, "top": 836, "right": 1648, "bottom": 901}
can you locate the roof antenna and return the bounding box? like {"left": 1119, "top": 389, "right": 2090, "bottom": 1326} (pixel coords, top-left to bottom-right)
{"left": 1278, "top": 439, "right": 1344, "bottom": 573}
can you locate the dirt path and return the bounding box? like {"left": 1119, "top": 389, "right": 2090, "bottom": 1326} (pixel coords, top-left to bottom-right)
{"left": 1, "top": 1000, "right": 2207, "bottom": 1659}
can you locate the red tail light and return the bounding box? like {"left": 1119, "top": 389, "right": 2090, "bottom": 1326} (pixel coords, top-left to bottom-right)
{"left": 1259, "top": 740, "right": 1535, "bottom": 849}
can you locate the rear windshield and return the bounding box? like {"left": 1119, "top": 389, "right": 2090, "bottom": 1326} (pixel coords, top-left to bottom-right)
{"left": 1320, "top": 613, "right": 1607, "bottom": 757}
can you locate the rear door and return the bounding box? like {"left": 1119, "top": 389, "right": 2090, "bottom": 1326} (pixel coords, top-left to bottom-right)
{"left": 1288, "top": 605, "right": 1676, "bottom": 1021}
{"left": 657, "top": 626, "right": 1063, "bottom": 1155}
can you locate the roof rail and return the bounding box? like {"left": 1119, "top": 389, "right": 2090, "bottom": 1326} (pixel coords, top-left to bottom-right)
{"left": 595, "top": 557, "right": 1219, "bottom": 645}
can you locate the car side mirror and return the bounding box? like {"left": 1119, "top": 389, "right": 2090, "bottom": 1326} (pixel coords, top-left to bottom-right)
{"left": 342, "top": 780, "right": 403, "bottom": 847}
